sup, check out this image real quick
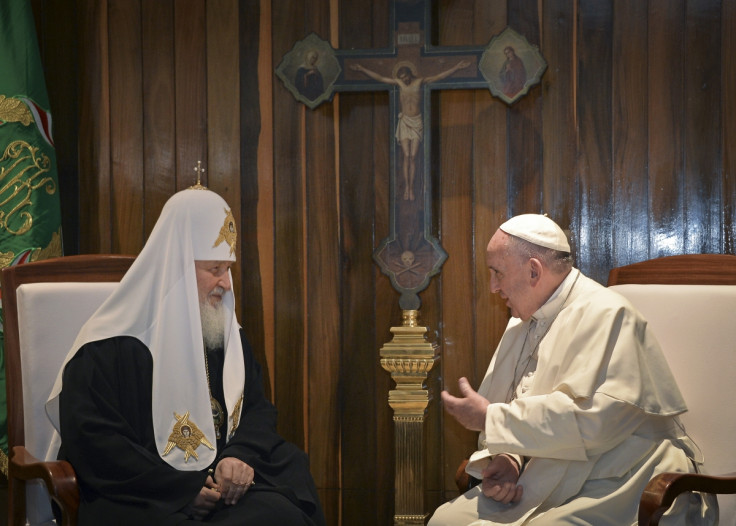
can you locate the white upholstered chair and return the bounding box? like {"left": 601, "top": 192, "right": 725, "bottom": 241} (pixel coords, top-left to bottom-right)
{"left": 1, "top": 255, "right": 134, "bottom": 526}
{"left": 607, "top": 254, "right": 736, "bottom": 526}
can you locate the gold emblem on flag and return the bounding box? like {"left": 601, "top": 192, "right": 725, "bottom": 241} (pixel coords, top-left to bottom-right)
{"left": 213, "top": 208, "right": 237, "bottom": 256}
{"left": 0, "top": 95, "right": 32, "bottom": 126}
{"left": 0, "top": 140, "right": 55, "bottom": 236}
{"left": 162, "top": 411, "right": 215, "bottom": 462}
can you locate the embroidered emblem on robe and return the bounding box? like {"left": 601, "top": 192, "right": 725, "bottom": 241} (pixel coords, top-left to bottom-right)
{"left": 162, "top": 411, "right": 215, "bottom": 462}
{"left": 213, "top": 208, "right": 237, "bottom": 256}
{"left": 228, "top": 393, "right": 244, "bottom": 440}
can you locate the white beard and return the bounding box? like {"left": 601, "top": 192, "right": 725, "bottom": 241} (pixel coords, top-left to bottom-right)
{"left": 200, "top": 300, "right": 225, "bottom": 350}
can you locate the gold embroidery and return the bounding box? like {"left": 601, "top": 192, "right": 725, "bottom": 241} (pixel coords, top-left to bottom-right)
{"left": 35, "top": 228, "right": 63, "bottom": 260}
{"left": 228, "top": 393, "right": 244, "bottom": 440}
{"left": 213, "top": 208, "right": 237, "bottom": 256}
{"left": 0, "top": 251, "right": 14, "bottom": 268}
{"left": 0, "top": 140, "right": 56, "bottom": 236}
{"left": 162, "top": 411, "right": 215, "bottom": 462}
{"left": 0, "top": 95, "right": 33, "bottom": 126}
{"left": 0, "top": 228, "right": 63, "bottom": 270}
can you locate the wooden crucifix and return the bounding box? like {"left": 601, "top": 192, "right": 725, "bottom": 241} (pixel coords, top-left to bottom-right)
{"left": 277, "top": 0, "right": 545, "bottom": 310}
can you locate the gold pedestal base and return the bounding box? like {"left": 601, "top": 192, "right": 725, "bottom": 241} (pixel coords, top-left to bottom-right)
{"left": 380, "top": 310, "right": 439, "bottom": 525}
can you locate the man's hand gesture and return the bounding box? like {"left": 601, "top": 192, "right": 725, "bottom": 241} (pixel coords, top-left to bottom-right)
{"left": 441, "top": 377, "right": 490, "bottom": 431}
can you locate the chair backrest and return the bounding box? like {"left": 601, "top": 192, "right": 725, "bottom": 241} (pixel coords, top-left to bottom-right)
{"left": 607, "top": 254, "right": 736, "bottom": 519}
{"left": 1, "top": 254, "right": 134, "bottom": 525}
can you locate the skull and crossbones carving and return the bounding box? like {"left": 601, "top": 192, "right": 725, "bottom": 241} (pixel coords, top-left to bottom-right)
{"left": 396, "top": 250, "right": 421, "bottom": 276}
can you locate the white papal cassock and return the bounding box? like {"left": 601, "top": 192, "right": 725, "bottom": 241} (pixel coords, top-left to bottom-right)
{"left": 430, "top": 269, "right": 717, "bottom": 526}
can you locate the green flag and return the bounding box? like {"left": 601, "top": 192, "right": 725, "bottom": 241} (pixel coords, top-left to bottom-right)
{"left": 0, "top": 0, "right": 64, "bottom": 474}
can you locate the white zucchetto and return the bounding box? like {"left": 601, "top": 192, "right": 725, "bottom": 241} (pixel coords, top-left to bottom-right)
{"left": 500, "top": 214, "right": 571, "bottom": 253}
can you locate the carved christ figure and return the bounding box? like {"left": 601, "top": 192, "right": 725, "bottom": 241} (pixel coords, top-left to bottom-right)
{"left": 350, "top": 59, "right": 471, "bottom": 201}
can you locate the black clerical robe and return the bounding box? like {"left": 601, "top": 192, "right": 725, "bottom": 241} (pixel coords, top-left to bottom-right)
{"left": 58, "top": 332, "right": 325, "bottom": 526}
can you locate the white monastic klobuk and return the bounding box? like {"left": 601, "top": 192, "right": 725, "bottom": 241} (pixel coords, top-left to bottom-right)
{"left": 46, "top": 188, "right": 245, "bottom": 470}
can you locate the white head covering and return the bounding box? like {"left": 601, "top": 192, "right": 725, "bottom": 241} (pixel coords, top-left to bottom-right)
{"left": 499, "top": 213, "right": 570, "bottom": 252}
{"left": 46, "top": 187, "right": 245, "bottom": 470}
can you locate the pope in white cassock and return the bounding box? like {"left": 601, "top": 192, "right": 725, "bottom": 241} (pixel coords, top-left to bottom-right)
{"left": 428, "top": 214, "right": 717, "bottom": 525}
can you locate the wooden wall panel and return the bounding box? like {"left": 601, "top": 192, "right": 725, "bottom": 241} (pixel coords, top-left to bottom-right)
{"left": 684, "top": 0, "right": 721, "bottom": 253}
{"left": 507, "top": 1, "right": 544, "bottom": 215}
{"left": 574, "top": 1, "right": 613, "bottom": 283}
{"left": 142, "top": 0, "right": 177, "bottom": 233}
{"left": 108, "top": 0, "right": 144, "bottom": 253}
{"left": 540, "top": 0, "right": 575, "bottom": 246}
{"left": 725, "top": 0, "right": 736, "bottom": 253}
{"left": 36, "top": 0, "right": 736, "bottom": 524}
{"left": 77, "top": 0, "right": 110, "bottom": 254}
{"left": 612, "top": 0, "right": 649, "bottom": 267}
{"left": 303, "top": 3, "right": 342, "bottom": 524}
{"left": 241, "top": 0, "right": 269, "bottom": 397}
{"left": 271, "top": 0, "right": 307, "bottom": 449}
{"left": 648, "top": 0, "right": 685, "bottom": 257}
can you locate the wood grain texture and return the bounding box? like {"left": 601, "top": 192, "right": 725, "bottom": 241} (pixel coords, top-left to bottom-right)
{"left": 612, "top": 0, "right": 649, "bottom": 266}
{"left": 76, "top": 0, "right": 111, "bottom": 254}
{"left": 271, "top": 0, "right": 307, "bottom": 449}
{"left": 142, "top": 0, "right": 177, "bottom": 235}
{"left": 683, "top": 0, "right": 721, "bottom": 254}
{"left": 574, "top": 0, "right": 613, "bottom": 284}
{"left": 648, "top": 0, "right": 686, "bottom": 258}
{"left": 725, "top": 0, "right": 736, "bottom": 253}
{"left": 108, "top": 0, "right": 144, "bottom": 254}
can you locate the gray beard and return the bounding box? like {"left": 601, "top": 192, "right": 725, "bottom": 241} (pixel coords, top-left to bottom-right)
{"left": 200, "top": 301, "right": 225, "bottom": 350}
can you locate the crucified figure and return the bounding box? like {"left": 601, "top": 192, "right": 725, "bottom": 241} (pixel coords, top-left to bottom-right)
{"left": 350, "top": 59, "right": 471, "bottom": 201}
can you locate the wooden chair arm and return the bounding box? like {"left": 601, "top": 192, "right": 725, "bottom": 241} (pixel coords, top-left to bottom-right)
{"left": 9, "top": 445, "right": 79, "bottom": 526}
{"left": 638, "top": 471, "right": 736, "bottom": 526}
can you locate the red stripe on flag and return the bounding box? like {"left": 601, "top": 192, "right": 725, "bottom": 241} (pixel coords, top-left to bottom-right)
{"left": 21, "top": 97, "right": 54, "bottom": 147}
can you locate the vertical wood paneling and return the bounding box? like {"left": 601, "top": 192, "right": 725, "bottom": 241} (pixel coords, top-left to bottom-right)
{"left": 271, "top": 0, "right": 306, "bottom": 447}
{"left": 141, "top": 0, "right": 176, "bottom": 234}
{"left": 648, "top": 0, "right": 685, "bottom": 257}
{"left": 108, "top": 0, "right": 144, "bottom": 253}
{"left": 541, "top": 1, "right": 575, "bottom": 244}
{"left": 367, "top": 4, "right": 397, "bottom": 522}
{"left": 507, "top": 0, "right": 543, "bottom": 215}
{"left": 339, "top": 91, "right": 386, "bottom": 525}
{"left": 725, "top": 0, "right": 736, "bottom": 252}
{"left": 683, "top": 0, "right": 721, "bottom": 253}
{"left": 77, "top": 0, "right": 111, "bottom": 253}
{"left": 338, "top": 2, "right": 390, "bottom": 523}
{"left": 574, "top": 0, "right": 613, "bottom": 283}
{"left": 612, "top": 0, "right": 649, "bottom": 266}
{"left": 241, "top": 0, "right": 270, "bottom": 397}
{"left": 302, "top": 1, "right": 342, "bottom": 523}
{"left": 174, "top": 0, "right": 207, "bottom": 189}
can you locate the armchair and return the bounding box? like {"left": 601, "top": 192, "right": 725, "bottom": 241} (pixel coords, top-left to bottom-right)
{"left": 607, "top": 254, "right": 736, "bottom": 525}
{"left": 1, "top": 254, "right": 134, "bottom": 526}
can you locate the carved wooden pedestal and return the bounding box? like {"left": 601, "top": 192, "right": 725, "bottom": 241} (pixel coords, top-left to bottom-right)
{"left": 380, "top": 310, "right": 439, "bottom": 525}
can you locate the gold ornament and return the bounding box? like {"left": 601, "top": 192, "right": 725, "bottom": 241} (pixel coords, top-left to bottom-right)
{"left": 213, "top": 208, "right": 237, "bottom": 256}
{"left": 228, "top": 394, "right": 244, "bottom": 440}
{"left": 162, "top": 411, "right": 215, "bottom": 462}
